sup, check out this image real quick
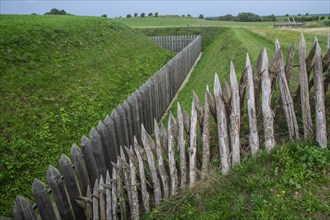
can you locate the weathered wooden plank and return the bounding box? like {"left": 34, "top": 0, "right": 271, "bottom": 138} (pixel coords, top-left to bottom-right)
{"left": 254, "top": 50, "right": 264, "bottom": 116}
{"left": 104, "top": 115, "right": 119, "bottom": 164}
{"left": 118, "top": 148, "right": 133, "bottom": 219}
{"left": 229, "top": 62, "right": 241, "bottom": 166}
{"left": 123, "top": 101, "right": 134, "bottom": 146}
{"left": 117, "top": 105, "right": 130, "bottom": 150}
{"left": 182, "top": 109, "right": 191, "bottom": 134}
{"left": 59, "top": 154, "right": 86, "bottom": 220}
{"left": 177, "top": 103, "right": 187, "bottom": 187}
{"left": 32, "top": 178, "right": 56, "bottom": 220}
{"left": 189, "top": 92, "right": 198, "bottom": 186}
{"left": 86, "top": 186, "right": 93, "bottom": 220}
{"left": 90, "top": 128, "right": 107, "bottom": 179}
{"left": 214, "top": 73, "right": 230, "bottom": 174}
{"left": 70, "top": 144, "right": 90, "bottom": 196}
{"left": 168, "top": 113, "right": 179, "bottom": 195}
{"left": 206, "top": 90, "right": 216, "bottom": 120}
{"left": 130, "top": 94, "right": 141, "bottom": 143}
{"left": 111, "top": 110, "right": 124, "bottom": 153}
{"left": 13, "top": 196, "right": 37, "bottom": 220}
{"left": 97, "top": 121, "right": 112, "bottom": 171}
{"left": 201, "top": 86, "right": 211, "bottom": 179}
{"left": 239, "top": 68, "right": 248, "bottom": 128}
{"left": 47, "top": 165, "right": 74, "bottom": 220}
{"left": 99, "top": 176, "right": 106, "bottom": 220}
{"left": 128, "top": 146, "right": 139, "bottom": 220}
{"left": 222, "top": 80, "right": 232, "bottom": 115}
{"left": 160, "top": 122, "right": 169, "bottom": 155}
{"left": 105, "top": 171, "right": 112, "bottom": 220}
{"left": 141, "top": 124, "right": 162, "bottom": 205}
{"left": 261, "top": 49, "right": 275, "bottom": 152}
{"left": 298, "top": 34, "right": 313, "bottom": 139}
{"left": 246, "top": 54, "right": 259, "bottom": 156}
{"left": 275, "top": 40, "right": 299, "bottom": 140}
{"left": 313, "top": 37, "right": 327, "bottom": 148}
{"left": 81, "top": 135, "right": 99, "bottom": 186}
{"left": 111, "top": 167, "right": 118, "bottom": 220}
{"left": 306, "top": 42, "right": 317, "bottom": 77}
{"left": 285, "top": 42, "right": 295, "bottom": 83}
{"left": 134, "top": 143, "right": 150, "bottom": 212}
{"left": 93, "top": 179, "right": 99, "bottom": 220}
{"left": 154, "top": 119, "right": 170, "bottom": 198}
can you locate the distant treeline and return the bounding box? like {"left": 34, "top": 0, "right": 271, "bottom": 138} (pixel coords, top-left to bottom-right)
{"left": 206, "top": 12, "right": 276, "bottom": 22}
{"left": 206, "top": 12, "right": 330, "bottom": 22}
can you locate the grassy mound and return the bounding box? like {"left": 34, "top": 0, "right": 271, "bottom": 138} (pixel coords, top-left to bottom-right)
{"left": 143, "top": 141, "right": 330, "bottom": 219}
{"left": 0, "top": 15, "right": 173, "bottom": 215}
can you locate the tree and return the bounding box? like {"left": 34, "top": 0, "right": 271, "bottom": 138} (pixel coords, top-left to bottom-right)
{"left": 320, "top": 16, "right": 325, "bottom": 20}
{"left": 134, "top": 13, "right": 138, "bottom": 17}
{"left": 148, "top": 12, "right": 153, "bottom": 17}
{"left": 298, "top": 13, "right": 301, "bottom": 16}
{"left": 237, "top": 12, "right": 261, "bottom": 22}
{"left": 199, "top": 14, "right": 204, "bottom": 19}
{"left": 305, "top": 13, "right": 309, "bottom": 16}
{"left": 101, "top": 14, "right": 107, "bottom": 18}
{"left": 155, "top": 12, "right": 159, "bottom": 17}
{"left": 263, "top": 14, "right": 276, "bottom": 21}
{"left": 141, "top": 13, "right": 145, "bottom": 18}
{"left": 187, "top": 14, "right": 192, "bottom": 17}
{"left": 44, "top": 8, "right": 67, "bottom": 15}
{"left": 285, "top": 13, "right": 289, "bottom": 17}
{"left": 126, "top": 14, "right": 132, "bottom": 18}
{"left": 218, "top": 14, "right": 234, "bottom": 21}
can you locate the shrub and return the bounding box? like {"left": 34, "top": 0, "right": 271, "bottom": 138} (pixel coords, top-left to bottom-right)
{"left": 126, "top": 14, "right": 132, "bottom": 18}
{"left": 101, "top": 14, "right": 107, "bottom": 18}
{"left": 141, "top": 12, "right": 145, "bottom": 18}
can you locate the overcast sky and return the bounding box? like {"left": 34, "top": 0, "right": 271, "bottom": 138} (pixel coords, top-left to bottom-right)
{"left": 1, "top": 0, "right": 329, "bottom": 18}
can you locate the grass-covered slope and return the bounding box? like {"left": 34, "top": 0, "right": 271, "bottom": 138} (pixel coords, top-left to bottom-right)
{"left": 143, "top": 141, "right": 330, "bottom": 219}
{"left": 0, "top": 15, "right": 173, "bottom": 215}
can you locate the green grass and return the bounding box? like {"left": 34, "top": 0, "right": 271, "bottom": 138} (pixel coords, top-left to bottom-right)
{"left": 0, "top": 15, "right": 174, "bottom": 215}
{"left": 143, "top": 141, "right": 330, "bottom": 219}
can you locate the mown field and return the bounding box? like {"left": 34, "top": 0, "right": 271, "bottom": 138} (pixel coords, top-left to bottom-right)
{"left": 0, "top": 15, "right": 174, "bottom": 215}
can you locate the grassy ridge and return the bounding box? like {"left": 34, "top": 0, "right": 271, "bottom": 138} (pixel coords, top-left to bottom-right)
{"left": 0, "top": 15, "right": 174, "bottom": 215}
{"left": 143, "top": 141, "right": 330, "bottom": 219}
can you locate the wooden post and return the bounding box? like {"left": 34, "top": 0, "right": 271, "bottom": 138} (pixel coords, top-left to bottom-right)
{"left": 189, "top": 92, "right": 198, "bottom": 186}
{"left": 119, "top": 148, "right": 133, "bottom": 218}
{"left": 81, "top": 135, "right": 99, "bottom": 186}
{"left": 99, "top": 176, "right": 106, "bottom": 220}
{"left": 154, "top": 119, "right": 170, "bottom": 198}
{"left": 201, "top": 86, "right": 211, "bottom": 179}
{"left": 111, "top": 167, "right": 118, "bottom": 220}
{"left": 111, "top": 110, "right": 124, "bottom": 152}
{"left": 246, "top": 54, "right": 259, "bottom": 156}
{"left": 229, "top": 62, "right": 241, "bottom": 166}
{"left": 123, "top": 101, "right": 134, "bottom": 146}
{"left": 59, "top": 154, "right": 86, "bottom": 220}
{"left": 285, "top": 42, "right": 295, "bottom": 83}
{"left": 239, "top": 68, "right": 248, "bottom": 129}
{"left": 298, "top": 33, "right": 313, "bottom": 139}
{"left": 214, "top": 74, "right": 230, "bottom": 174}
{"left": 128, "top": 146, "right": 139, "bottom": 220}
{"left": 105, "top": 171, "right": 112, "bottom": 220}
{"left": 13, "top": 196, "right": 37, "bottom": 220}
{"left": 117, "top": 105, "right": 130, "bottom": 150}
{"left": 134, "top": 140, "right": 150, "bottom": 211}
{"left": 71, "top": 144, "right": 90, "bottom": 195}
{"left": 93, "top": 179, "right": 99, "bottom": 220}
{"left": 275, "top": 39, "right": 299, "bottom": 140}
{"left": 32, "top": 178, "right": 56, "bottom": 220}
{"left": 177, "top": 103, "right": 187, "bottom": 187}
{"left": 141, "top": 124, "right": 162, "bottom": 205}
{"left": 97, "top": 121, "right": 112, "bottom": 171}
{"left": 90, "top": 128, "right": 107, "bottom": 179}
{"left": 261, "top": 49, "right": 275, "bottom": 152}
{"left": 160, "top": 122, "right": 169, "bottom": 155}
{"left": 86, "top": 186, "right": 93, "bottom": 220}
{"left": 104, "top": 115, "right": 119, "bottom": 163}
{"left": 313, "top": 37, "right": 328, "bottom": 148}
{"left": 47, "top": 165, "right": 74, "bottom": 220}
{"left": 168, "top": 113, "right": 179, "bottom": 195}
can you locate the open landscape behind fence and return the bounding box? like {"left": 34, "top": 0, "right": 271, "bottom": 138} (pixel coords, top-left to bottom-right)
{"left": 13, "top": 34, "right": 329, "bottom": 220}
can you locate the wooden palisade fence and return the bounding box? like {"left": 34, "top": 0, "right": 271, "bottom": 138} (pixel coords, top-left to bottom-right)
{"left": 149, "top": 35, "right": 198, "bottom": 53}
{"left": 13, "top": 34, "right": 329, "bottom": 219}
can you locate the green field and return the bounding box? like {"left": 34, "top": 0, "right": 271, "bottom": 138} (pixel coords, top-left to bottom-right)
{"left": 0, "top": 15, "right": 173, "bottom": 215}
